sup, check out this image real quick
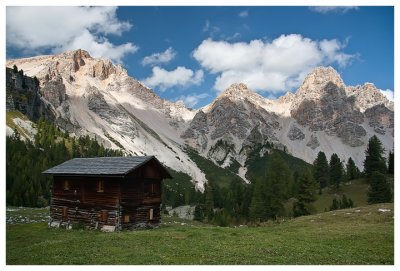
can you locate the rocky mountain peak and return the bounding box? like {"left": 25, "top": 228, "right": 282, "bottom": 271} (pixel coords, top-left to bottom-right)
{"left": 59, "top": 49, "right": 92, "bottom": 60}
{"left": 346, "top": 83, "right": 392, "bottom": 112}
{"left": 219, "top": 83, "right": 252, "bottom": 99}
{"left": 296, "top": 66, "right": 345, "bottom": 97}
{"left": 216, "top": 83, "right": 270, "bottom": 109}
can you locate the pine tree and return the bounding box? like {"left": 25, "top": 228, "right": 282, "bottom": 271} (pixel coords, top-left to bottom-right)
{"left": 329, "top": 153, "right": 343, "bottom": 189}
{"left": 249, "top": 179, "right": 265, "bottom": 221}
{"left": 387, "top": 150, "right": 394, "bottom": 174}
{"left": 313, "top": 151, "right": 330, "bottom": 191}
{"left": 330, "top": 198, "right": 339, "bottom": 211}
{"left": 340, "top": 194, "right": 349, "bottom": 209}
{"left": 193, "top": 205, "right": 204, "bottom": 221}
{"left": 346, "top": 157, "right": 360, "bottom": 181}
{"left": 265, "top": 152, "right": 291, "bottom": 219}
{"left": 205, "top": 183, "right": 214, "bottom": 221}
{"left": 293, "top": 169, "right": 318, "bottom": 217}
{"left": 367, "top": 171, "right": 392, "bottom": 204}
{"left": 364, "top": 135, "right": 387, "bottom": 178}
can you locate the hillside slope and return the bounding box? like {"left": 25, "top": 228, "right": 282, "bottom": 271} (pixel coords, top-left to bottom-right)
{"left": 6, "top": 203, "right": 394, "bottom": 264}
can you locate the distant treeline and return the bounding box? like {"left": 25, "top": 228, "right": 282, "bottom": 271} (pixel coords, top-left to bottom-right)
{"left": 163, "top": 136, "right": 393, "bottom": 226}
{"left": 6, "top": 118, "right": 123, "bottom": 207}
{"left": 6, "top": 116, "right": 394, "bottom": 225}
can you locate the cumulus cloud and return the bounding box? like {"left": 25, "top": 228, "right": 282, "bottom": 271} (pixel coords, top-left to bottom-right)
{"left": 141, "top": 47, "right": 176, "bottom": 66}
{"left": 176, "top": 93, "right": 210, "bottom": 108}
{"left": 193, "top": 34, "right": 357, "bottom": 93}
{"left": 380, "top": 89, "right": 394, "bottom": 102}
{"left": 6, "top": 6, "right": 136, "bottom": 63}
{"left": 309, "top": 6, "right": 359, "bottom": 14}
{"left": 319, "top": 39, "right": 356, "bottom": 68}
{"left": 143, "top": 66, "right": 204, "bottom": 91}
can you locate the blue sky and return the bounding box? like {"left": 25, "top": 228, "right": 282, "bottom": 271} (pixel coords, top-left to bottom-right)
{"left": 6, "top": 6, "right": 394, "bottom": 108}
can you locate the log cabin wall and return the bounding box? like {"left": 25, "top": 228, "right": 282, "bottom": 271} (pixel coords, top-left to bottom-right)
{"left": 50, "top": 176, "right": 121, "bottom": 230}
{"left": 120, "top": 161, "right": 163, "bottom": 229}
{"left": 46, "top": 156, "right": 170, "bottom": 231}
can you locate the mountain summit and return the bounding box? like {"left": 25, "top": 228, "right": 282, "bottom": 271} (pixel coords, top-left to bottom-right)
{"left": 6, "top": 50, "right": 394, "bottom": 187}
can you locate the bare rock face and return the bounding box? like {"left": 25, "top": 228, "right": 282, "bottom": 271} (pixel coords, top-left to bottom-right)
{"left": 182, "top": 110, "right": 209, "bottom": 150}
{"left": 85, "top": 86, "right": 139, "bottom": 139}
{"left": 40, "top": 75, "right": 66, "bottom": 108}
{"left": 207, "top": 140, "right": 235, "bottom": 164}
{"left": 208, "top": 97, "right": 251, "bottom": 140}
{"left": 365, "top": 104, "right": 394, "bottom": 131}
{"left": 336, "top": 122, "right": 366, "bottom": 147}
{"left": 287, "top": 125, "right": 305, "bottom": 141}
{"left": 346, "top": 83, "right": 393, "bottom": 112}
{"left": 290, "top": 67, "right": 368, "bottom": 146}
{"left": 306, "top": 134, "right": 320, "bottom": 149}
{"left": 90, "top": 59, "right": 118, "bottom": 80}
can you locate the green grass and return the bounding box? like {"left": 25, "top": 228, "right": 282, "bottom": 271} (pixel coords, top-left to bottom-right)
{"left": 313, "top": 178, "right": 369, "bottom": 212}
{"left": 7, "top": 203, "right": 393, "bottom": 265}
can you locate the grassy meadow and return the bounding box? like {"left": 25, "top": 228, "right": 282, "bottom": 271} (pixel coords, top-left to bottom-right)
{"left": 6, "top": 203, "right": 394, "bottom": 265}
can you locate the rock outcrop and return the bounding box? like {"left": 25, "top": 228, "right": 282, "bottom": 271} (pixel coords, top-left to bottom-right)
{"left": 287, "top": 125, "right": 305, "bottom": 141}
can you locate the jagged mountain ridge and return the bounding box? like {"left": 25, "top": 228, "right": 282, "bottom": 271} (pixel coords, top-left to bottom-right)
{"left": 6, "top": 49, "right": 394, "bottom": 187}
{"left": 184, "top": 67, "right": 393, "bottom": 170}
{"left": 6, "top": 49, "right": 207, "bottom": 189}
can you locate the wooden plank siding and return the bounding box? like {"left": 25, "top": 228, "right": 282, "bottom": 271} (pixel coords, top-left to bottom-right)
{"left": 50, "top": 176, "right": 121, "bottom": 230}
{"left": 49, "top": 161, "right": 164, "bottom": 230}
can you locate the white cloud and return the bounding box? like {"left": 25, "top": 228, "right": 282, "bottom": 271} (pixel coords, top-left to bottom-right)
{"left": 177, "top": 93, "right": 210, "bottom": 108}
{"left": 6, "top": 6, "right": 136, "bottom": 63}
{"left": 143, "top": 66, "right": 204, "bottom": 91}
{"left": 193, "top": 34, "right": 357, "bottom": 93}
{"left": 380, "top": 89, "right": 394, "bottom": 102}
{"left": 53, "top": 30, "right": 137, "bottom": 64}
{"left": 141, "top": 47, "right": 176, "bottom": 66}
{"left": 319, "top": 39, "right": 356, "bottom": 68}
{"left": 239, "top": 10, "right": 249, "bottom": 18}
{"left": 309, "top": 6, "right": 359, "bottom": 14}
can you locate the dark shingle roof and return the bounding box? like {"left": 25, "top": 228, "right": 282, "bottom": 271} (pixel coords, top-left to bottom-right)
{"left": 42, "top": 156, "right": 169, "bottom": 177}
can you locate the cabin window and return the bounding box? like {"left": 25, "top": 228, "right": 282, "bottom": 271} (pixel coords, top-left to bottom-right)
{"left": 149, "top": 208, "right": 154, "bottom": 220}
{"left": 62, "top": 207, "right": 68, "bottom": 218}
{"left": 144, "top": 182, "right": 160, "bottom": 196}
{"left": 152, "top": 183, "right": 160, "bottom": 194}
{"left": 100, "top": 210, "right": 108, "bottom": 222}
{"left": 96, "top": 180, "right": 104, "bottom": 193}
{"left": 124, "top": 215, "right": 130, "bottom": 223}
{"left": 63, "top": 180, "right": 69, "bottom": 191}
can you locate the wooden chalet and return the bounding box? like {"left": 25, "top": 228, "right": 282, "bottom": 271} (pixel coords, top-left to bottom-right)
{"left": 43, "top": 156, "right": 171, "bottom": 231}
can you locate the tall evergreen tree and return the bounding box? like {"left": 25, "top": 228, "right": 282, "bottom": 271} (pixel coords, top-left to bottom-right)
{"left": 329, "top": 153, "right": 344, "bottom": 189}
{"left": 363, "top": 135, "right": 387, "bottom": 178}
{"left": 293, "top": 169, "right": 318, "bottom": 217}
{"left": 387, "top": 150, "right": 394, "bottom": 174}
{"left": 193, "top": 205, "right": 205, "bottom": 221}
{"left": 367, "top": 171, "right": 392, "bottom": 204}
{"left": 264, "top": 152, "right": 292, "bottom": 219}
{"left": 249, "top": 178, "right": 265, "bottom": 221}
{"left": 249, "top": 152, "right": 291, "bottom": 221}
{"left": 346, "top": 157, "right": 360, "bottom": 181}
{"left": 313, "top": 151, "right": 330, "bottom": 191}
{"left": 204, "top": 183, "right": 214, "bottom": 221}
